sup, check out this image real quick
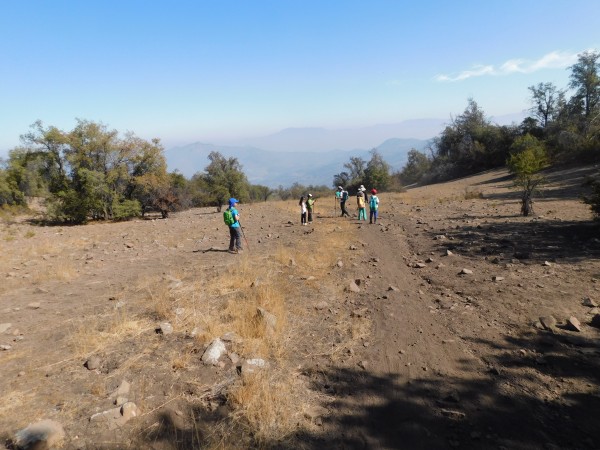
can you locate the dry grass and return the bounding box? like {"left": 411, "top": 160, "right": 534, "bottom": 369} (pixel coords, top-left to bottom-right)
{"left": 68, "top": 308, "right": 153, "bottom": 358}
{"left": 227, "top": 369, "right": 307, "bottom": 445}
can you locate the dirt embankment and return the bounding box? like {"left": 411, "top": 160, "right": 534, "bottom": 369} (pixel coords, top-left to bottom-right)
{"left": 1, "top": 165, "right": 600, "bottom": 449}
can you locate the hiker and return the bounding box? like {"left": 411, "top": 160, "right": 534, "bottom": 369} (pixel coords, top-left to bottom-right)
{"left": 357, "top": 187, "right": 367, "bottom": 221}
{"left": 340, "top": 187, "right": 350, "bottom": 217}
{"left": 335, "top": 186, "right": 342, "bottom": 216}
{"left": 306, "top": 194, "right": 316, "bottom": 223}
{"left": 369, "top": 189, "right": 379, "bottom": 224}
{"left": 226, "top": 198, "right": 243, "bottom": 253}
{"left": 299, "top": 195, "right": 308, "bottom": 225}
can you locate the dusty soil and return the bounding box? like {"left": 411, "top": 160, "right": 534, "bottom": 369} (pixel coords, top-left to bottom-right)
{"left": 1, "top": 165, "right": 600, "bottom": 449}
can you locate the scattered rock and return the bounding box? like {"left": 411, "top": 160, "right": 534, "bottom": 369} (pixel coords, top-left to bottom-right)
{"left": 114, "top": 396, "right": 128, "bottom": 406}
{"left": 539, "top": 316, "right": 558, "bottom": 332}
{"left": 158, "top": 322, "right": 174, "bottom": 335}
{"left": 349, "top": 245, "right": 358, "bottom": 250}
{"left": 90, "top": 402, "right": 140, "bottom": 430}
{"left": 289, "top": 258, "right": 297, "bottom": 267}
{"left": 440, "top": 409, "right": 466, "bottom": 420}
{"left": 445, "top": 250, "right": 454, "bottom": 256}
{"left": 336, "top": 260, "right": 344, "bottom": 268}
{"left": 257, "top": 307, "right": 277, "bottom": 334}
{"left": 388, "top": 286, "right": 399, "bottom": 291}
{"left": 111, "top": 380, "right": 131, "bottom": 398}
{"left": 492, "top": 276, "right": 504, "bottom": 282}
{"left": 221, "top": 331, "right": 243, "bottom": 344}
{"left": 590, "top": 314, "right": 600, "bottom": 329}
{"left": 202, "top": 338, "right": 227, "bottom": 365}
{"left": 358, "top": 360, "right": 368, "bottom": 370}
{"left": 125, "top": 242, "right": 134, "bottom": 248}
{"left": 582, "top": 297, "right": 598, "bottom": 307}
{"left": 413, "top": 262, "right": 426, "bottom": 268}
{"left": 0, "top": 323, "right": 12, "bottom": 334}
{"left": 566, "top": 316, "right": 581, "bottom": 332}
{"left": 238, "top": 358, "right": 268, "bottom": 376}
{"left": 15, "top": 419, "right": 65, "bottom": 449}
{"left": 346, "top": 280, "right": 361, "bottom": 293}
{"left": 543, "top": 261, "right": 552, "bottom": 266}
{"left": 27, "top": 302, "right": 41, "bottom": 309}
{"left": 121, "top": 401, "right": 140, "bottom": 421}
{"left": 85, "top": 356, "right": 101, "bottom": 370}
{"left": 0, "top": 344, "right": 12, "bottom": 351}
{"left": 459, "top": 268, "right": 473, "bottom": 275}
{"left": 315, "top": 301, "right": 330, "bottom": 310}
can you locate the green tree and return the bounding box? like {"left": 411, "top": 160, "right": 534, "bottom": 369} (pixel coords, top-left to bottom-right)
{"left": 569, "top": 51, "right": 600, "bottom": 121}
{"left": 201, "top": 152, "right": 249, "bottom": 211}
{"left": 363, "top": 149, "right": 391, "bottom": 190}
{"left": 528, "top": 82, "right": 564, "bottom": 129}
{"left": 507, "top": 134, "right": 547, "bottom": 216}
{"left": 400, "top": 149, "right": 431, "bottom": 185}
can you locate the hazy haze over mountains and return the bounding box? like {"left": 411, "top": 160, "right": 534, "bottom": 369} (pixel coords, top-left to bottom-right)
{"left": 164, "top": 114, "right": 527, "bottom": 187}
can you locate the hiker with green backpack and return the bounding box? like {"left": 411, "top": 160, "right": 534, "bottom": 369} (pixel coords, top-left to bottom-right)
{"left": 224, "top": 198, "right": 243, "bottom": 253}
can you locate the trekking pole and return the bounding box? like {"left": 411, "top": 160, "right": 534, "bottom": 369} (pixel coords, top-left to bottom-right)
{"left": 238, "top": 221, "right": 250, "bottom": 251}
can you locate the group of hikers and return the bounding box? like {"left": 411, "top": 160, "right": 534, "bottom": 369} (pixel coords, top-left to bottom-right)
{"left": 224, "top": 186, "right": 380, "bottom": 253}
{"left": 334, "top": 185, "right": 379, "bottom": 223}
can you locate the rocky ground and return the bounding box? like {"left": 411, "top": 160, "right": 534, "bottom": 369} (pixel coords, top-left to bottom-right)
{"left": 1, "top": 165, "right": 600, "bottom": 449}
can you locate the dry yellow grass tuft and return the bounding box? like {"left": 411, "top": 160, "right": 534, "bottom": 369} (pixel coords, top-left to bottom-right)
{"left": 68, "top": 307, "right": 153, "bottom": 358}
{"left": 227, "top": 369, "right": 307, "bottom": 444}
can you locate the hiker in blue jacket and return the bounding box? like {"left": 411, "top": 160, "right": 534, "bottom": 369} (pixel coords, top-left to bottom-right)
{"left": 227, "top": 198, "right": 243, "bottom": 253}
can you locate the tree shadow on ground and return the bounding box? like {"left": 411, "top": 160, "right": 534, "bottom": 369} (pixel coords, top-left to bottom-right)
{"left": 431, "top": 219, "right": 600, "bottom": 263}
{"left": 84, "top": 331, "right": 600, "bottom": 450}
{"left": 479, "top": 165, "right": 597, "bottom": 203}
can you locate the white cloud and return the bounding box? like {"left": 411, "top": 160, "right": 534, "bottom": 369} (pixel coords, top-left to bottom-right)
{"left": 435, "top": 50, "right": 581, "bottom": 82}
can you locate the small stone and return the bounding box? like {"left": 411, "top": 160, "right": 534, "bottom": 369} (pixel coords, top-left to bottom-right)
{"left": 27, "top": 302, "right": 41, "bottom": 309}
{"left": 121, "top": 402, "right": 140, "bottom": 420}
{"left": 125, "top": 242, "right": 134, "bottom": 248}
{"left": 445, "top": 250, "right": 454, "bottom": 256}
{"left": 315, "top": 301, "right": 329, "bottom": 310}
{"left": 583, "top": 297, "right": 598, "bottom": 307}
{"left": 109, "top": 394, "right": 126, "bottom": 405}
{"left": 85, "top": 356, "right": 101, "bottom": 370}
{"left": 543, "top": 261, "right": 552, "bottom": 266}
{"left": 112, "top": 380, "right": 131, "bottom": 397}
{"left": 336, "top": 260, "right": 344, "bottom": 268}
{"left": 15, "top": 420, "right": 65, "bottom": 449}
{"left": 221, "top": 331, "right": 243, "bottom": 343}
{"left": 158, "top": 322, "right": 173, "bottom": 335}
{"left": 539, "top": 316, "right": 557, "bottom": 331}
{"left": 349, "top": 245, "right": 358, "bottom": 250}
{"left": 358, "top": 360, "right": 368, "bottom": 370}
{"left": 346, "top": 280, "right": 361, "bottom": 293}
{"left": 202, "top": 338, "right": 227, "bottom": 365}
{"left": 492, "top": 276, "right": 504, "bottom": 282}
{"left": 566, "top": 316, "right": 581, "bottom": 332}
{"left": 388, "top": 286, "right": 399, "bottom": 291}
{"left": 414, "top": 262, "right": 426, "bottom": 268}
{"left": 459, "top": 268, "right": 473, "bottom": 275}
{"left": 0, "top": 344, "right": 12, "bottom": 351}
{"left": 590, "top": 314, "right": 600, "bottom": 329}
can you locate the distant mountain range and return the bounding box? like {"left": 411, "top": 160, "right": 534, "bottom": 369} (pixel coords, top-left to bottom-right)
{"left": 164, "top": 114, "right": 527, "bottom": 187}
{"left": 165, "top": 138, "right": 429, "bottom": 187}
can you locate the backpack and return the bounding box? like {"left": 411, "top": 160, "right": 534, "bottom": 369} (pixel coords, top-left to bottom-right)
{"left": 342, "top": 191, "right": 349, "bottom": 201}
{"left": 370, "top": 195, "right": 378, "bottom": 209}
{"left": 223, "top": 209, "right": 235, "bottom": 226}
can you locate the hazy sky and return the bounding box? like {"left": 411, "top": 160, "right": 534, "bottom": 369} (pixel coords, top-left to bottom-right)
{"left": 1, "top": 0, "right": 598, "bottom": 157}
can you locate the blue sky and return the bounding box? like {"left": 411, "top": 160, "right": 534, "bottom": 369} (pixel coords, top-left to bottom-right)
{"left": 1, "top": 0, "right": 598, "bottom": 157}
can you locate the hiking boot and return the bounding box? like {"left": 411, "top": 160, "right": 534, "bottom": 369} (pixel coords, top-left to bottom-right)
{"left": 229, "top": 249, "right": 238, "bottom": 254}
